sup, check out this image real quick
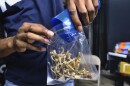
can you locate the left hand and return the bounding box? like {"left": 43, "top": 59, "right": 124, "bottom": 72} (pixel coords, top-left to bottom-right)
{"left": 66, "top": 0, "right": 99, "bottom": 31}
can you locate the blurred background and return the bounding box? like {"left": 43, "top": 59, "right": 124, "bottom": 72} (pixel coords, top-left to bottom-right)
{"left": 92, "top": 0, "right": 130, "bottom": 70}
{"left": 81, "top": 0, "right": 130, "bottom": 86}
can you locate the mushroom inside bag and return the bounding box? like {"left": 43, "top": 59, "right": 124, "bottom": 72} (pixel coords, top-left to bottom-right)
{"left": 47, "top": 24, "right": 98, "bottom": 85}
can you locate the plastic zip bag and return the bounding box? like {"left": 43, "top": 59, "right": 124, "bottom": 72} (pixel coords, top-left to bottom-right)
{"left": 47, "top": 9, "right": 98, "bottom": 85}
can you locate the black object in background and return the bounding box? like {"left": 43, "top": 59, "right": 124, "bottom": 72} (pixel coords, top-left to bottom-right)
{"left": 92, "top": 0, "right": 107, "bottom": 69}
{"left": 92, "top": 0, "right": 130, "bottom": 69}
{"left": 107, "top": 0, "right": 130, "bottom": 52}
{"left": 106, "top": 0, "right": 130, "bottom": 73}
{"left": 106, "top": 0, "right": 130, "bottom": 85}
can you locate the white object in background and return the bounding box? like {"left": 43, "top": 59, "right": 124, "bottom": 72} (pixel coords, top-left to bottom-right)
{"left": 0, "top": 0, "right": 21, "bottom": 12}
{"left": 107, "top": 52, "right": 127, "bottom": 60}
{"left": 0, "top": 64, "right": 6, "bottom": 74}
{"left": 91, "top": 55, "right": 101, "bottom": 86}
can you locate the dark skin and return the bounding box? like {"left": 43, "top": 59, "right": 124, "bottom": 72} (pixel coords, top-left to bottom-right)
{"left": 0, "top": 0, "right": 98, "bottom": 58}
{"left": 66, "top": 0, "right": 98, "bottom": 31}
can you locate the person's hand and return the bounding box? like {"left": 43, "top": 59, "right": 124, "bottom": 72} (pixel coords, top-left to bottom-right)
{"left": 11, "top": 22, "right": 54, "bottom": 52}
{"left": 66, "top": 0, "right": 99, "bottom": 31}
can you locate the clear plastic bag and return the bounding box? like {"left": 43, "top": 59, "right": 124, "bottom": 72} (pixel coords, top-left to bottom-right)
{"left": 47, "top": 24, "right": 98, "bottom": 85}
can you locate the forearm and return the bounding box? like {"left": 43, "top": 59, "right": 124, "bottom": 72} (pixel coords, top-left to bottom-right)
{"left": 0, "top": 37, "right": 15, "bottom": 58}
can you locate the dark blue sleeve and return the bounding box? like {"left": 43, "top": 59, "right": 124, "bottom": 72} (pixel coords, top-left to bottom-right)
{"left": 0, "top": 8, "right": 2, "bottom": 15}
{"left": 0, "top": 8, "right": 3, "bottom": 23}
{"left": 0, "top": 9, "right": 5, "bottom": 38}
{"left": 0, "top": 24, "right": 5, "bottom": 38}
{"left": 0, "top": 8, "right": 4, "bottom": 39}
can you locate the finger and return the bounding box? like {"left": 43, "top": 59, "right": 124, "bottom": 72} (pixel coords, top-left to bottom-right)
{"left": 67, "top": 0, "right": 82, "bottom": 31}
{"left": 18, "top": 22, "right": 33, "bottom": 33}
{"left": 17, "top": 32, "right": 50, "bottom": 44}
{"left": 13, "top": 37, "right": 27, "bottom": 52}
{"left": 19, "top": 23, "right": 54, "bottom": 38}
{"left": 27, "top": 39, "right": 35, "bottom": 44}
{"left": 92, "top": 0, "right": 98, "bottom": 16}
{"left": 27, "top": 43, "right": 46, "bottom": 52}
{"left": 75, "top": 0, "right": 89, "bottom": 25}
{"left": 15, "top": 39, "right": 46, "bottom": 52}
{"left": 85, "top": 0, "right": 95, "bottom": 22}
{"left": 29, "top": 25, "right": 54, "bottom": 38}
{"left": 17, "top": 48, "right": 27, "bottom": 52}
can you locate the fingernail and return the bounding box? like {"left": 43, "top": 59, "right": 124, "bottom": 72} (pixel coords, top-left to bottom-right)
{"left": 47, "top": 31, "right": 54, "bottom": 37}
{"left": 40, "top": 48, "right": 46, "bottom": 51}
{"left": 78, "top": 26, "right": 83, "bottom": 32}
{"left": 44, "top": 38, "right": 50, "bottom": 44}
{"left": 27, "top": 39, "right": 35, "bottom": 43}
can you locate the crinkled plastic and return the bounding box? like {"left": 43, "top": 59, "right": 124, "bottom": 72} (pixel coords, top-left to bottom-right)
{"left": 47, "top": 9, "right": 98, "bottom": 85}
{"left": 51, "top": 9, "right": 78, "bottom": 42}
{"left": 47, "top": 25, "right": 98, "bottom": 85}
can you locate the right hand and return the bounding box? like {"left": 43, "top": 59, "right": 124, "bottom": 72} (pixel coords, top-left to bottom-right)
{"left": 66, "top": 0, "right": 99, "bottom": 31}
{"left": 11, "top": 22, "right": 54, "bottom": 52}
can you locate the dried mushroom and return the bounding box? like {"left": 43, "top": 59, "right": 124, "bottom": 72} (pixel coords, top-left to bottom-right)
{"left": 50, "top": 48, "right": 92, "bottom": 79}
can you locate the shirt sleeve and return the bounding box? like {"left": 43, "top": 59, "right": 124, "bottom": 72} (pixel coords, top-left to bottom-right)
{"left": 0, "top": 24, "right": 5, "bottom": 38}
{"left": 0, "top": 9, "right": 4, "bottom": 37}
{"left": 0, "top": 8, "right": 3, "bottom": 23}
{"left": 0, "top": 7, "right": 5, "bottom": 38}
{"left": 0, "top": 8, "right": 2, "bottom": 15}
